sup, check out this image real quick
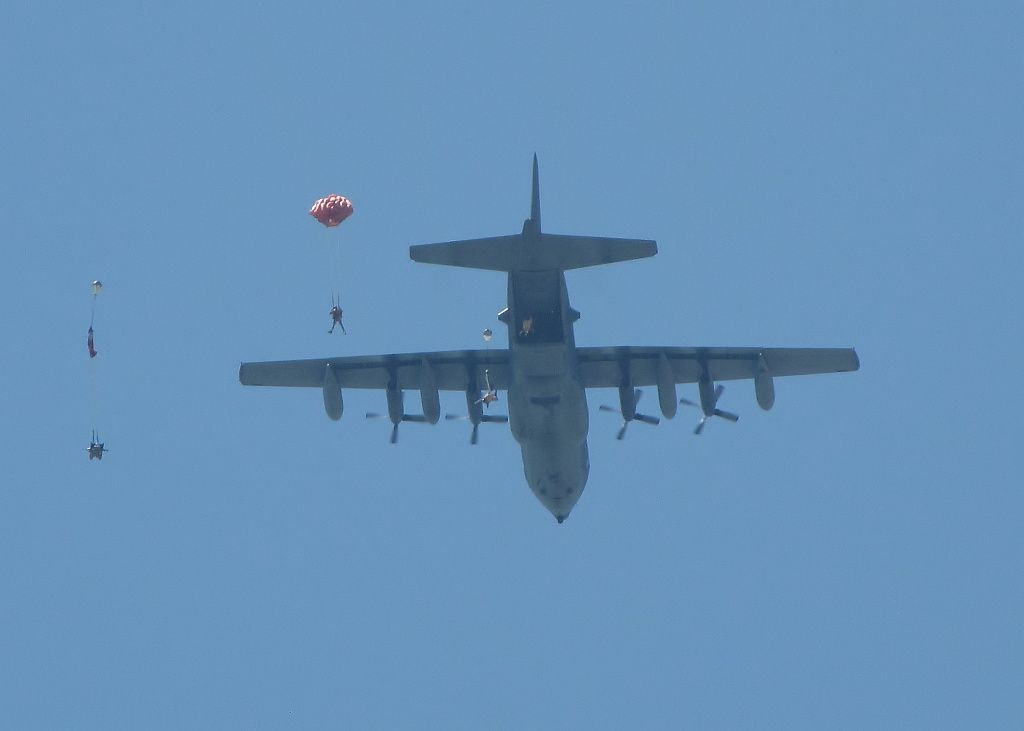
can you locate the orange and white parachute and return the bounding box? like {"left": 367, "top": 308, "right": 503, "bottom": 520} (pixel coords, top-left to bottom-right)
{"left": 309, "top": 195, "right": 354, "bottom": 228}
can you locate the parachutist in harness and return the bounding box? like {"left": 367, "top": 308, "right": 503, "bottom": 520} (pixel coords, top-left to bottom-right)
{"left": 475, "top": 369, "right": 499, "bottom": 409}
{"left": 311, "top": 196, "right": 354, "bottom": 335}
{"left": 328, "top": 298, "right": 346, "bottom": 334}
{"left": 87, "top": 430, "right": 108, "bottom": 460}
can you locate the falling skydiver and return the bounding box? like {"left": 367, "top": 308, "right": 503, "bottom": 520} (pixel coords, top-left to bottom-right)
{"left": 475, "top": 369, "right": 499, "bottom": 409}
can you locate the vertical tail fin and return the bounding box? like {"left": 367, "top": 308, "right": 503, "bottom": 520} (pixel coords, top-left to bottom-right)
{"left": 531, "top": 153, "right": 541, "bottom": 231}
{"left": 523, "top": 153, "right": 541, "bottom": 238}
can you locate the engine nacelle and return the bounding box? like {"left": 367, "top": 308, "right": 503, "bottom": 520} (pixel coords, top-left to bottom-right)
{"left": 419, "top": 359, "right": 440, "bottom": 425}
{"left": 698, "top": 371, "right": 716, "bottom": 416}
{"left": 322, "top": 365, "right": 343, "bottom": 421}
{"left": 386, "top": 380, "right": 404, "bottom": 424}
{"left": 465, "top": 387, "right": 483, "bottom": 424}
{"left": 656, "top": 352, "right": 677, "bottom": 419}
{"left": 755, "top": 354, "right": 775, "bottom": 411}
{"left": 617, "top": 382, "right": 636, "bottom": 419}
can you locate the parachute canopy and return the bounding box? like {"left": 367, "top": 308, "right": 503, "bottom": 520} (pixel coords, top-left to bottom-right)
{"left": 310, "top": 195, "right": 354, "bottom": 228}
{"left": 91, "top": 280, "right": 103, "bottom": 295}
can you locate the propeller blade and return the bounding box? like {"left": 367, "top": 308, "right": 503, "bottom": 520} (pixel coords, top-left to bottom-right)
{"left": 694, "top": 418, "right": 707, "bottom": 436}
{"left": 616, "top": 422, "right": 628, "bottom": 440}
{"left": 634, "top": 413, "right": 661, "bottom": 426}
{"left": 365, "top": 412, "right": 384, "bottom": 419}
{"left": 633, "top": 389, "right": 643, "bottom": 406}
{"left": 679, "top": 398, "right": 698, "bottom": 407}
{"left": 599, "top": 404, "right": 620, "bottom": 413}
{"left": 714, "top": 384, "right": 725, "bottom": 403}
{"left": 447, "top": 413, "right": 507, "bottom": 443}
{"left": 714, "top": 409, "right": 739, "bottom": 422}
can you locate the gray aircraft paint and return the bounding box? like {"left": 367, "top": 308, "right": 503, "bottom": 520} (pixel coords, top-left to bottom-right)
{"left": 240, "top": 157, "right": 859, "bottom": 523}
{"left": 411, "top": 156, "right": 649, "bottom": 522}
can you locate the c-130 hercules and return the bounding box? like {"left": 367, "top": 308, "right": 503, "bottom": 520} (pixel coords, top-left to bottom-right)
{"left": 240, "top": 156, "right": 859, "bottom": 523}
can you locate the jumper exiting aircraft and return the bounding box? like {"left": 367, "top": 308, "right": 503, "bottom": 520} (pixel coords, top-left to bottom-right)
{"left": 239, "top": 156, "right": 859, "bottom": 523}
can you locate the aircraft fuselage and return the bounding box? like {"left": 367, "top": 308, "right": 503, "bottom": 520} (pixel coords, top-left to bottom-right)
{"left": 241, "top": 156, "right": 860, "bottom": 524}
{"left": 504, "top": 270, "right": 589, "bottom": 522}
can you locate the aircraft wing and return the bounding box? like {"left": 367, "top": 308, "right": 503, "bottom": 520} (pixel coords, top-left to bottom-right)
{"left": 576, "top": 346, "right": 859, "bottom": 387}
{"left": 239, "top": 349, "right": 510, "bottom": 391}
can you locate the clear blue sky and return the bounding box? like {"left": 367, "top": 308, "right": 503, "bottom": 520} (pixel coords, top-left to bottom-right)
{"left": 2, "top": 2, "right": 1021, "bottom": 728}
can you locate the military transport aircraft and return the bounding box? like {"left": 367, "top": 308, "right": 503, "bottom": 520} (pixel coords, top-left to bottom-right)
{"left": 239, "top": 156, "right": 859, "bottom": 523}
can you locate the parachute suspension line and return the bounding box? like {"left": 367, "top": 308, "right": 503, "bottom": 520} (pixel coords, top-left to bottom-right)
{"left": 87, "top": 280, "right": 103, "bottom": 439}
{"left": 88, "top": 349, "right": 99, "bottom": 433}
{"left": 333, "top": 231, "right": 344, "bottom": 305}
{"left": 324, "top": 229, "right": 333, "bottom": 305}
{"left": 325, "top": 228, "right": 344, "bottom": 308}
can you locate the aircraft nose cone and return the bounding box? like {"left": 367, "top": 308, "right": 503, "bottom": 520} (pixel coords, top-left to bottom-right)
{"left": 524, "top": 441, "right": 588, "bottom": 523}
{"left": 539, "top": 491, "right": 579, "bottom": 524}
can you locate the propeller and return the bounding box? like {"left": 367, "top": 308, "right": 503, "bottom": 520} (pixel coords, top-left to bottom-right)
{"left": 680, "top": 384, "right": 739, "bottom": 435}
{"left": 599, "top": 389, "right": 660, "bottom": 440}
{"left": 445, "top": 413, "right": 509, "bottom": 445}
{"left": 366, "top": 413, "right": 427, "bottom": 443}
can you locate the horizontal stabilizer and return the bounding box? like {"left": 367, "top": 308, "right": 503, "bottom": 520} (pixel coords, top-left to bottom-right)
{"left": 410, "top": 233, "right": 656, "bottom": 272}
{"left": 410, "top": 236, "right": 519, "bottom": 272}
{"left": 539, "top": 234, "right": 656, "bottom": 270}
